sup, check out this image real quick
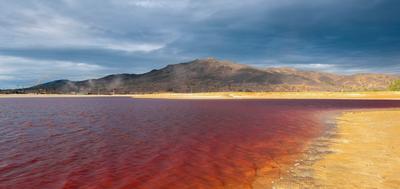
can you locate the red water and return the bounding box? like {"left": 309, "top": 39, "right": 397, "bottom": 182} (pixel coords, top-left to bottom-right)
{"left": 1, "top": 98, "right": 400, "bottom": 189}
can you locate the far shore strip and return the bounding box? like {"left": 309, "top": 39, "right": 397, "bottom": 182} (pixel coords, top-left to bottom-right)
{"left": 2, "top": 91, "right": 400, "bottom": 99}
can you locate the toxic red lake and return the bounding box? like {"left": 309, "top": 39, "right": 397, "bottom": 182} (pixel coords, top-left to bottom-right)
{"left": 1, "top": 98, "right": 400, "bottom": 189}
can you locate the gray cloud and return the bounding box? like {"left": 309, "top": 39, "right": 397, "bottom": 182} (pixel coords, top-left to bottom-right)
{"left": 0, "top": 0, "right": 399, "bottom": 88}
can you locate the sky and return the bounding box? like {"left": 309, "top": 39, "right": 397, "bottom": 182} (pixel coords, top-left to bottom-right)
{"left": 0, "top": 0, "right": 400, "bottom": 88}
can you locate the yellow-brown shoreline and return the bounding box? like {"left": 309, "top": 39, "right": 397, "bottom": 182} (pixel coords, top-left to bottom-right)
{"left": 272, "top": 109, "right": 400, "bottom": 188}
{"left": 131, "top": 92, "right": 400, "bottom": 100}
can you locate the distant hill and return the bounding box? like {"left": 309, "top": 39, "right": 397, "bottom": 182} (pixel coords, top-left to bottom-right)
{"left": 5, "top": 58, "right": 399, "bottom": 94}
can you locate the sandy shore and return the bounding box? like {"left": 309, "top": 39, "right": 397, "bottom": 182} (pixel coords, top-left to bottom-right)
{"left": 132, "top": 92, "right": 400, "bottom": 100}
{"left": 272, "top": 109, "right": 400, "bottom": 188}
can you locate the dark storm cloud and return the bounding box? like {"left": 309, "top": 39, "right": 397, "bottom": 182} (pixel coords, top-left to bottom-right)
{"left": 0, "top": 0, "right": 399, "bottom": 88}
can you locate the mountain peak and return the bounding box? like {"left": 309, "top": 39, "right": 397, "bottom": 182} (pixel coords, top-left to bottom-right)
{"left": 191, "top": 57, "right": 222, "bottom": 64}
{"left": 188, "top": 58, "right": 248, "bottom": 69}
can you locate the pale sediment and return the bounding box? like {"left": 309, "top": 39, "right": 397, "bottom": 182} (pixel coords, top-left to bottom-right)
{"left": 271, "top": 109, "right": 400, "bottom": 189}
{"left": 131, "top": 92, "right": 400, "bottom": 100}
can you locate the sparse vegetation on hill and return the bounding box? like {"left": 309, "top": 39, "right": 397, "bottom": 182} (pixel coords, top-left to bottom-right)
{"left": 389, "top": 80, "right": 400, "bottom": 91}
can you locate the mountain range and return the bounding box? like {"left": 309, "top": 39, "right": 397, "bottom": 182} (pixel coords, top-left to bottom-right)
{"left": 4, "top": 58, "right": 399, "bottom": 94}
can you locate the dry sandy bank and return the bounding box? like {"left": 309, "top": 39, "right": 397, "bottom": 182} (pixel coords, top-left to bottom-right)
{"left": 132, "top": 92, "right": 400, "bottom": 100}
{"left": 272, "top": 109, "right": 400, "bottom": 188}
